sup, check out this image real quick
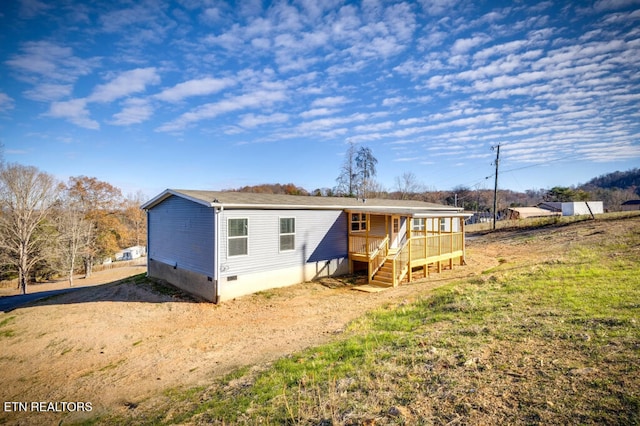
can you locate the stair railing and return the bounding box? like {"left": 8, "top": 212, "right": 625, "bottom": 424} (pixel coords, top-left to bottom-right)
{"left": 368, "top": 236, "right": 389, "bottom": 281}
{"left": 391, "top": 239, "right": 411, "bottom": 287}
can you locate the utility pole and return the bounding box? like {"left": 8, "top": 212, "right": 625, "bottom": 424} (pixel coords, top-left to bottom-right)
{"left": 492, "top": 144, "right": 500, "bottom": 230}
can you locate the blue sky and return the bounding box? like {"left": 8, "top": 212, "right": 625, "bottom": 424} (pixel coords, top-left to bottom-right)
{"left": 1, "top": 0, "right": 639, "bottom": 198}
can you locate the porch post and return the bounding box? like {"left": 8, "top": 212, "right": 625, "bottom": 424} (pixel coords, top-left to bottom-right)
{"left": 366, "top": 212, "right": 371, "bottom": 282}
{"left": 460, "top": 217, "right": 465, "bottom": 265}
{"left": 449, "top": 217, "right": 454, "bottom": 269}
{"left": 437, "top": 217, "right": 442, "bottom": 273}
{"left": 407, "top": 216, "right": 412, "bottom": 283}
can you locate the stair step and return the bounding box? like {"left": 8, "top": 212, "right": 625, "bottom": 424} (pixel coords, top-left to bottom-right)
{"left": 370, "top": 279, "right": 393, "bottom": 287}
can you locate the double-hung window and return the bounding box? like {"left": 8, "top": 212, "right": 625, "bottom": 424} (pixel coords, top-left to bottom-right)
{"left": 228, "top": 218, "right": 248, "bottom": 256}
{"left": 279, "top": 218, "right": 295, "bottom": 251}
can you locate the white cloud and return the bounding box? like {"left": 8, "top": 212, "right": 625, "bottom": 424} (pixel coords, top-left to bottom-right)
{"left": 300, "top": 108, "right": 338, "bottom": 118}
{"left": 89, "top": 67, "right": 160, "bottom": 103}
{"left": 311, "top": 96, "right": 349, "bottom": 108}
{"left": 239, "top": 112, "right": 289, "bottom": 128}
{"left": 155, "top": 77, "right": 237, "bottom": 102}
{"left": 110, "top": 98, "right": 153, "bottom": 125}
{"left": 593, "top": 0, "right": 640, "bottom": 12}
{"left": 6, "top": 41, "right": 97, "bottom": 84}
{"left": 45, "top": 98, "right": 99, "bottom": 129}
{"left": 0, "top": 93, "right": 15, "bottom": 111}
{"left": 18, "top": 0, "right": 52, "bottom": 18}
{"left": 23, "top": 83, "right": 72, "bottom": 102}
{"left": 451, "top": 34, "right": 491, "bottom": 54}
{"left": 157, "top": 90, "right": 287, "bottom": 132}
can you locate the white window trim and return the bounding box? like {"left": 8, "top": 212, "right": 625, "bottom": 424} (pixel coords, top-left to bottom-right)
{"left": 279, "top": 217, "right": 296, "bottom": 252}
{"left": 228, "top": 217, "right": 249, "bottom": 257}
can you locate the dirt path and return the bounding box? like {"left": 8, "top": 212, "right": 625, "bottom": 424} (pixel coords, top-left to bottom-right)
{"left": 0, "top": 217, "right": 634, "bottom": 425}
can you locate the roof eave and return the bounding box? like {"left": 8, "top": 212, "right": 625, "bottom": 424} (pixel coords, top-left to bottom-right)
{"left": 141, "top": 189, "right": 214, "bottom": 210}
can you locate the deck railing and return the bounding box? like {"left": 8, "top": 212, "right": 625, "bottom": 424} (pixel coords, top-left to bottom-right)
{"left": 348, "top": 234, "right": 387, "bottom": 257}
{"left": 350, "top": 231, "right": 464, "bottom": 287}
{"left": 410, "top": 232, "right": 463, "bottom": 261}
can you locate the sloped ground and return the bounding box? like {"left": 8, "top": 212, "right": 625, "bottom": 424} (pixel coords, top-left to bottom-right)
{"left": 0, "top": 215, "right": 637, "bottom": 425}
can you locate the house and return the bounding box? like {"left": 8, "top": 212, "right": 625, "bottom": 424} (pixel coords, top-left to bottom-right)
{"left": 141, "top": 189, "right": 471, "bottom": 303}
{"left": 621, "top": 200, "right": 640, "bottom": 211}
{"left": 538, "top": 201, "right": 604, "bottom": 216}
{"left": 466, "top": 211, "right": 493, "bottom": 224}
{"left": 507, "top": 207, "right": 562, "bottom": 220}
{"left": 121, "top": 245, "right": 146, "bottom": 261}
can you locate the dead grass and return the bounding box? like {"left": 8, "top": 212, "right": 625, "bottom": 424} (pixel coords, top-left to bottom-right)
{"left": 1, "top": 214, "right": 638, "bottom": 425}
{"left": 88, "top": 215, "right": 640, "bottom": 425}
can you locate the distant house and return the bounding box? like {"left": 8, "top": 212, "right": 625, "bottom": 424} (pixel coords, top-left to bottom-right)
{"left": 621, "top": 200, "right": 640, "bottom": 211}
{"left": 507, "top": 207, "right": 562, "bottom": 220}
{"left": 466, "top": 212, "right": 493, "bottom": 224}
{"left": 121, "top": 245, "right": 146, "bottom": 261}
{"left": 538, "top": 201, "right": 604, "bottom": 216}
{"left": 141, "top": 190, "right": 471, "bottom": 303}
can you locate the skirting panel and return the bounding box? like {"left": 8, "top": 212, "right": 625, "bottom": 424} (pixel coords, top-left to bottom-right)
{"left": 148, "top": 259, "right": 216, "bottom": 302}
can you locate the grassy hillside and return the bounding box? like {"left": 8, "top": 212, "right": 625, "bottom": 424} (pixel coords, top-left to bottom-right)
{"left": 90, "top": 216, "right": 640, "bottom": 425}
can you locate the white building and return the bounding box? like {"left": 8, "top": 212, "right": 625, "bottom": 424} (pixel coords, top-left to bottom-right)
{"left": 538, "top": 201, "right": 604, "bottom": 216}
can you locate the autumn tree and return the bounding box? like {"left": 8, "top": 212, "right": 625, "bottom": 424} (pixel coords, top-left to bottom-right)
{"left": 121, "top": 191, "right": 147, "bottom": 247}
{"left": 0, "top": 164, "right": 59, "bottom": 294}
{"left": 65, "top": 176, "right": 123, "bottom": 277}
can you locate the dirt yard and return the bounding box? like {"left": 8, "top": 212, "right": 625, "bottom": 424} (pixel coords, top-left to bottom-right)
{"left": 0, "top": 216, "right": 635, "bottom": 424}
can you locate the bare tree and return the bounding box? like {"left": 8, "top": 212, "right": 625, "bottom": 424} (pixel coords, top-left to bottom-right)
{"left": 394, "top": 172, "right": 423, "bottom": 200}
{"left": 335, "top": 142, "right": 358, "bottom": 197}
{"left": 355, "top": 146, "right": 378, "bottom": 199}
{"left": 54, "top": 194, "right": 90, "bottom": 287}
{"left": 0, "top": 164, "right": 59, "bottom": 294}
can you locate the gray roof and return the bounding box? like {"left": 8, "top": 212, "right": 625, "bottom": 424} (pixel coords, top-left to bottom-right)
{"left": 142, "top": 189, "right": 465, "bottom": 215}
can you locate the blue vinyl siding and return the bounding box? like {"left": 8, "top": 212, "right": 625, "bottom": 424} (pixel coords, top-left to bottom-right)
{"left": 148, "top": 196, "right": 214, "bottom": 276}
{"left": 219, "top": 209, "right": 346, "bottom": 277}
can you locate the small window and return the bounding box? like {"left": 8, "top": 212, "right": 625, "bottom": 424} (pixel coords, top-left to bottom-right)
{"left": 351, "top": 213, "right": 367, "bottom": 232}
{"left": 228, "top": 218, "right": 248, "bottom": 256}
{"left": 280, "top": 217, "right": 295, "bottom": 251}
{"left": 440, "top": 218, "right": 447, "bottom": 232}
{"left": 412, "top": 218, "right": 425, "bottom": 231}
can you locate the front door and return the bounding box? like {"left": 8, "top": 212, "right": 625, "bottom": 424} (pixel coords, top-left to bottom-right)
{"left": 390, "top": 215, "right": 401, "bottom": 248}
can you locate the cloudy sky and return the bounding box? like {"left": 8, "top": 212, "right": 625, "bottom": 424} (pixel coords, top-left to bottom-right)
{"left": 1, "top": 0, "right": 639, "bottom": 197}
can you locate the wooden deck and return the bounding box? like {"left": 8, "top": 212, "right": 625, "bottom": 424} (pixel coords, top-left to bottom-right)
{"left": 347, "top": 215, "right": 466, "bottom": 287}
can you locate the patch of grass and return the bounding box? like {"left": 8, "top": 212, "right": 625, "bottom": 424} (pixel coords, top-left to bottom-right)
{"left": 98, "top": 359, "right": 126, "bottom": 372}
{"left": 0, "top": 315, "right": 16, "bottom": 327}
{"left": 86, "top": 220, "right": 640, "bottom": 425}
{"left": 0, "top": 315, "right": 16, "bottom": 338}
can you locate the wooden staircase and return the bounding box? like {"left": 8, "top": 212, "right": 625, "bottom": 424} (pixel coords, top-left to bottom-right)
{"left": 370, "top": 248, "right": 404, "bottom": 287}
{"left": 371, "top": 259, "right": 394, "bottom": 287}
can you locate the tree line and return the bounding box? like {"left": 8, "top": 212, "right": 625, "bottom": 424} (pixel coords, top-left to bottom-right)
{"left": 230, "top": 145, "right": 639, "bottom": 214}
{"left": 0, "top": 163, "right": 147, "bottom": 294}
